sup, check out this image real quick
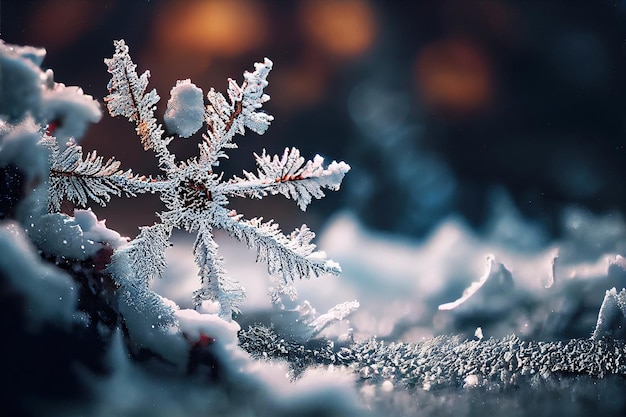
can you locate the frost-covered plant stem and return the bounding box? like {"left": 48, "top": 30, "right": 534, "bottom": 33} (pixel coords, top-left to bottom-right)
{"left": 46, "top": 40, "right": 350, "bottom": 319}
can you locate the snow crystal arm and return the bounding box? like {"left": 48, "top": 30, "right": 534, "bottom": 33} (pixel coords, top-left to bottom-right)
{"left": 104, "top": 40, "right": 175, "bottom": 170}
{"left": 124, "top": 222, "right": 173, "bottom": 286}
{"left": 107, "top": 243, "right": 177, "bottom": 328}
{"left": 191, "top": 222, "right": 245, "bottom": 318}
{"left": 199, "top": 58, "right": 274, "bottom": 166}
{"left": 44, "top": 139, "right": 156, "bottom": 212}
{"left": 216, "top": 147, "right": 351, "bottom": 210}
{"left": 215, "top": 207, "right": 341, "bottom": 285}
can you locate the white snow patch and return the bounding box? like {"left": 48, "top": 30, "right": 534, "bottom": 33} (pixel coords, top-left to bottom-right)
{"left": 438, "top": 255, "right": 513, "bottom": 311}
{"left": 27, "top": 209, "right": 126, "bottom": 260}
{"left": 164, "top": 79, "right": 204, "bottom": 138}
{"left": 0, "top": 221, "right": 77, "bottom": 326}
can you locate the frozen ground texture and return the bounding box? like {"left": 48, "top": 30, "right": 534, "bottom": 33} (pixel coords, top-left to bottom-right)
{"left": 1, "top": 39, "right": 626, "bottom": 416}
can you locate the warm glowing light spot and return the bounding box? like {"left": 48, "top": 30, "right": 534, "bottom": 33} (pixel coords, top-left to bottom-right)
{"left": 300, "top": 0, "right": 376, "bottom": 58}
{"left": 415, "top": 39, "right": 493, "bottom": 114}
{"left": 155, "top": 0, "right": 268, "bottom": 57}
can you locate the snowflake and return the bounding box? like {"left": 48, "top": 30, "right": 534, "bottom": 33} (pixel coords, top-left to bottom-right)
{"left": 46, "top": 40, "right": 350, "bottom": 318}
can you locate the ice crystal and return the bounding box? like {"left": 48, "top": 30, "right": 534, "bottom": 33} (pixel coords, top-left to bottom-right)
{"left": 46, "top": 40, "right": 350, "bottom": 318}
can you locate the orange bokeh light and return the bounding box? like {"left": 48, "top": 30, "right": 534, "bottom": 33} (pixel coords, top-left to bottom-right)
{"left": 299, "top": 0, "right": 377, "bottom": 58}
{"left": 154, "top": 0, "right": 268, "bottom": 57}
{"left": 415, "top": 39, "right": 493, "bottom": 115}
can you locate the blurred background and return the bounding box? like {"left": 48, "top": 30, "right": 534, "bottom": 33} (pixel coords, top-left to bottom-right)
{"left": 2, "top": 0, "right": 626, "bottom": 241}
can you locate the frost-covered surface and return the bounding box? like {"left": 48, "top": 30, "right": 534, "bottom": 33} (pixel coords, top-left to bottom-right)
{"left": 240, "top": 326, "right": 626, "bottom": 388}
{"left": 2, "top": 37, "right": 626, "bottom": 417}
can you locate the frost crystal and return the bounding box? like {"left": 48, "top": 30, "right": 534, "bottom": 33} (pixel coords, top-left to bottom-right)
{"left": 46, "top": 40, "right": 350, "bottom": 319}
